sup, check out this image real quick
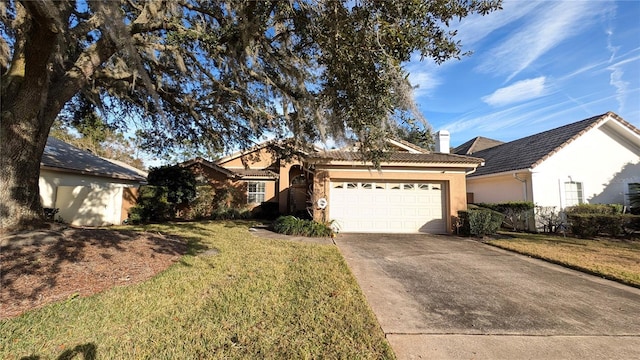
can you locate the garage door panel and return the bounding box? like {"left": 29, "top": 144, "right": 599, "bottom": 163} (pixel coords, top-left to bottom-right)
{"left": 329, "top": 181, "right": 445, "bottom": 233}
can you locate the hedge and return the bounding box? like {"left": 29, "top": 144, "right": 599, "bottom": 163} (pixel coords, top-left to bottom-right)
{"left": 478, "top": 201, "right": 534, "bottom": 231}
{"left": 566, "top": 213, "right": 640, "bottom": 238}
{"left": 457, "top": 208, "right": 504, "bottom": 237}
{"left": 128, "top": 185, "right": 171, "bottom": 223}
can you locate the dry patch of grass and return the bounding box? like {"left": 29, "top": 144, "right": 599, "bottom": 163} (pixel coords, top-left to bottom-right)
{"left": 487, "top": 232, "right": 640, "bottom": 287}
{"left": 0, "top": 221, "right": 393, "bottom": 359}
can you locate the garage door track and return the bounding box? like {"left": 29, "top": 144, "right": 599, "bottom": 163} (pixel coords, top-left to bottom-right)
{"left": 335, "top": 233, "right": 640, "bottom": 359}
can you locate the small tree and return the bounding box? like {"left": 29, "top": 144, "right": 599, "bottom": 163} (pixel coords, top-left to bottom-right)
{"left": 147, "top": 166, "right": 196, "bottom": 217}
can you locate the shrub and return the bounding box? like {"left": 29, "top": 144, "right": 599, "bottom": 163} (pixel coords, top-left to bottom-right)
{"left": 565, "top": 204, "right": 621, "bottom": 215}
{"left": 566, "top": 213, "right": 640, "bottom": 238}
{"left": 147, "top": 166, "right": 197, "bottom": 205}
{"left": 212, "top": 208, "right": 252, "bottom": 220}
{"left": 457, "top": 208, "right": 504, "bottom": 237}
{"left": 535, "top": 206, "right": 564, "bottom": 233}
{"left": 128, "top": 186, "right": 171, "bottom": 224}
{"left": 479, "top": 201, "right": 534, "bottom": 231}
{"left": 272, "top": 216, "right": 333, "bottom": 237}
{"left": 184, "top": 185, "right": 215, "bottom": 220}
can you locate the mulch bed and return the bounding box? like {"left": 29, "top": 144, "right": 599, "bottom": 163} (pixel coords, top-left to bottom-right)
{"left": 0, "top": 227, "right": 188, "bottom": 320}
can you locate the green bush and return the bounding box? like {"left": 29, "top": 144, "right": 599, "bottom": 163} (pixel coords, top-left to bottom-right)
{"left": 185, "top": 185, "right": 216, "bottom": 220}
{"left": 457, "top": 208, "right": 504, "bottom": 237}
{"left": 128, "top": 186, "right": 171, "bottom": 224}
{"left": 479, "top": 201, "right": 534, "bottom": 231}
{"left": 567, "top": 213, "right": 640, "bottom": 238}
{"left": 272, "top": 216, "right": 333, "bottom": 237}
{"left": 565, "top": 204, "right": 622, "bottom": 215}
{"left": 147, "top": 165, "right": 197, "bottom": 206}
{"left": 212, "top": 208, "right": 252, "bottom": 220}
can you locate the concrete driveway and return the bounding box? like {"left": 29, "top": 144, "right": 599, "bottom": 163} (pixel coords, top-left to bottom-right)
{"left": 335, "top": 233, "right": 640, "bottom": 360}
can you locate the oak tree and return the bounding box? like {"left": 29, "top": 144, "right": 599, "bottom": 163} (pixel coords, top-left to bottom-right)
{"left": 0, "top": 0, "right": 500, "bottom": 230}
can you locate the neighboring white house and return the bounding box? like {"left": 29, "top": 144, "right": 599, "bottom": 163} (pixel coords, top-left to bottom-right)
{"left": 40, "top": 137, "right": 147, "bottom": 226}
{"left": 454, "top": 112, "right": 640, "bottom": 228}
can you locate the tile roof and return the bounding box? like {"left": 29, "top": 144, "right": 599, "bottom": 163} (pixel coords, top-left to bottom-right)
{"left": 179, "top": 157, "right": 236, "bottom": 177}
{"left": 310, "top": 150, "right": 483, "bottom": 164}
{"left": 41, "top": 137, "right": 147, "bottom": 182}
{"left": 468, "top": 112, "right": 627, "bottom": 177}
{"left": 179, "top": 157, "right": 279, "bottom": 179}
{"left": 453, "top": 136, "right": 504, "bottom": 155}
{"left": 232, "top": 169, "right": 279, "bottom": 179}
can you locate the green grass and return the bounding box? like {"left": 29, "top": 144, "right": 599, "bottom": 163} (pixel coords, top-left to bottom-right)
{"left": 487, "top": 232, "right": 640, "bottom": 287}
{"left": 0, "top": 221, "right": 394, "bottom": 359}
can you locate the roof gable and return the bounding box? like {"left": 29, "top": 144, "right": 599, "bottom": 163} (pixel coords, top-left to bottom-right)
{"left": 386, "top": 138, "right": 429, "bottom": 153}
{"left": 179, "top": 157, "right": 279, "bottom": 180}
{"left": 469, "top": 112, "right": 639, "bottom": 177}
{"left": 453, "top": 136, "right": 504, "bottom": 155}
{"left": 41, "top": 137, "right": 147, "bottom": 182}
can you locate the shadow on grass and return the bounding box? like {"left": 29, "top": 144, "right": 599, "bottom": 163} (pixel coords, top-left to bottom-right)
{"left": 19, "top": 342, "right": 97, "bottom": 360}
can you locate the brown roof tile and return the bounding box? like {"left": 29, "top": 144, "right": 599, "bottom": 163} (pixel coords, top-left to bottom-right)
{"left": 311, "top": 150, "right": 483, "bottom": 164}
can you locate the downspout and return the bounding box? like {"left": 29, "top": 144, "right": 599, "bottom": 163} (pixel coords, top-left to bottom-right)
{"left": 465, "top": 162, "right": 484, "bottom": 176}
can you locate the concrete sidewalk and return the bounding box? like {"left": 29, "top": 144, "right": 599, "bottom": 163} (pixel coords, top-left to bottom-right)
{"left": 335, "top": 233, "right": 640, "bottom": 360}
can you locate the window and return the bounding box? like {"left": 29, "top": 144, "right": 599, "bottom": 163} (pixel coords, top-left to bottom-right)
{"left": 361, "top": 183, "right": 373, "bottom": 189}
{"left": 346, "top": 183, "right": 357, "bottom": 189}
{"left": 564, "top": 181, "right": 584, "bottom": 207}
{"left": 375, "top": 183, "right": 385, "bottom": 190}
{"left": 247, "top": 181, "right": 266, "bottom": 204}
{"left": 333, "top": 183, "right": 344, "bottom": 189}
{"left": 418, "top": 184, "right": 430, "bottom": 190}
{"left": 403, "top": 183, "right": 415, "bottom": 190}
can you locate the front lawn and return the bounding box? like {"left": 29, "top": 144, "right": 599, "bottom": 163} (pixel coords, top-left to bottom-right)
{"left": 0, "top": 221, "right": 393, "bottom": 359}
{"left": 487, "top": 232, "right": 640, "bottom": 287}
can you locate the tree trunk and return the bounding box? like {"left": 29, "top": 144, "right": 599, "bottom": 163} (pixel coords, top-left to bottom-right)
{"left": 0, "top": 5, "right": 59, "bottom": 232}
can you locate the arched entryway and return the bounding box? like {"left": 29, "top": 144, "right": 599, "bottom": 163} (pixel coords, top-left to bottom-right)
{"left": 288, "top": 165, "right": 312, "bottom": 216}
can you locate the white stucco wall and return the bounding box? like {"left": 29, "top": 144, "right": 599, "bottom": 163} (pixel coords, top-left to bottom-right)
{"left": 39, "top": 169, "right": 138, "bottom": 226}
{"left": 531, "top": 122, "right": 640, "bottom": 209}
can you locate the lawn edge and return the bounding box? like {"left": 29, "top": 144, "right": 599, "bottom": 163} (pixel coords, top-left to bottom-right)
{"left": 482, "top": 240, "right": 640, "bottom": 290}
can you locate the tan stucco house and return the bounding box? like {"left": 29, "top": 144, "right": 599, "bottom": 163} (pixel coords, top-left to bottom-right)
{"left": 40, "top": 137, "right": 147, "bottom": 226}
{"left": 454, "top": 112, "right": 640, "bottom": 228}
{"left": 181, "top": 136, "right": 483, "bottom": 234}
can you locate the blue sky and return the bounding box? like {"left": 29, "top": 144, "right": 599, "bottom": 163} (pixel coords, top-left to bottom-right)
{"left": 406, "top": 0, "right": 640, "bottom": 147}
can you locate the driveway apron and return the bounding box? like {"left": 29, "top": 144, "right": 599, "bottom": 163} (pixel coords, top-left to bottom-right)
{"left": 335, "top": 233, "right": 640, "bottom": 360}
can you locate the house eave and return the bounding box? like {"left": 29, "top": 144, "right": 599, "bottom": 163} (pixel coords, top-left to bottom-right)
{"left": 40, "top": 165, "right": 147, "bottom": 183}
{"left": 468, "top": 168, "right": 533, "bottom": 180}
{"left": 311, "top": 159, "right": 482, "bottom": 169}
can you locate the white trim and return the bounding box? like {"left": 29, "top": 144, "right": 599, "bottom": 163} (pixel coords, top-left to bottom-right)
{"left": 316, "top": 167, "right": 467, "bottom": 174}
{"left": 385, "top": 139, "right": 423, "bottom": 153}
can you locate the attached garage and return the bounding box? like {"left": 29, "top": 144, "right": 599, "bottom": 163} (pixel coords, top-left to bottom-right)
{"left": 329, "top": 181, "right": 445, "bottom": 233}
{"left": 308, "top": 144, "right": 483, "bottom": 234}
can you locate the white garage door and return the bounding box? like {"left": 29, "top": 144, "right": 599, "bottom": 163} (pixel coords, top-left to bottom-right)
{"left": 329, "top": 181, "right": 445, "bottom": 233}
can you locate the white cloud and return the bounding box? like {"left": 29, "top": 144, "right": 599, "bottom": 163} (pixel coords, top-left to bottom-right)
{"left": 475, "top": 1, "right": 611, "bottom": 81}
{"left": 453, "top": 1, "right": 541, "bottom": 48}
{"left": 482, "top": 77, "right": 548, "bottom": 107}
{"left": 407, "top": 68, "right": 441, "bottom": 99}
